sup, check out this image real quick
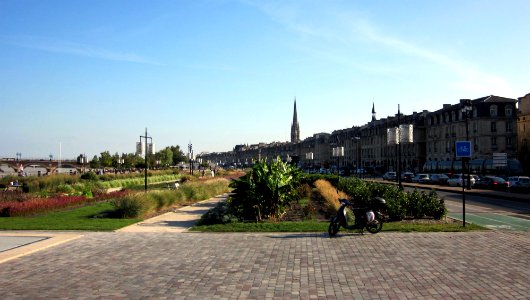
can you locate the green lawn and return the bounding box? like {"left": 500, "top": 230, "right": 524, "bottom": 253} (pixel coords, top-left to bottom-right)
{"left": 0, "top": 202, "right": 140, "bottom": 231}
{"left": 190, "top": 220, "right": 487, "bottom": 233}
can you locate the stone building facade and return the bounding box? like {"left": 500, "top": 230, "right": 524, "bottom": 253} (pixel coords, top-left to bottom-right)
{"left": 517, "top": 93, "right": 530, "bottom": 173}
{"left": 424, "top": 96, "right": 519, "bottom": 173}
{"left": 199, "top": 94, "right": 526, "bottom": 175}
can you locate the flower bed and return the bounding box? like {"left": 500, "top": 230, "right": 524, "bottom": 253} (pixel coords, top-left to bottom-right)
{"left": 0, "top": 190, "right": 129, "bottom": 217}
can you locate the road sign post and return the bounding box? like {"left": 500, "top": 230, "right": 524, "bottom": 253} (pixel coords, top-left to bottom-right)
{"left": 456, "top": 141, "right": 472, "bottom": 227}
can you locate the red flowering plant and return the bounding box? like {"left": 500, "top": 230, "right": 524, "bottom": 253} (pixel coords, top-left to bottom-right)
{"left": 0, "top": 190, "right": 130, "bottom": 217}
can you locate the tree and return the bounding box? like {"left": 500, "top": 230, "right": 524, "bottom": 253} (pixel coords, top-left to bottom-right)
{"left": 169, "top": 146, "right": 186, "bottom": 164}
{"left": 158, "top": 147, "right": 174, "bottom": 166}
{"left": 99, "top": 151, "right": 113, "bottom": 168}
{"left": 89, "top": 155, "right": 100, "bottom": 169}
{"left": 112, "top": 152, "right": 120, "bottom": 168}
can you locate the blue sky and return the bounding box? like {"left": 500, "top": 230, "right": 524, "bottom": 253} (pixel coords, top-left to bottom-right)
{"left": 1, "top": 0, "right": 529, "bottom": 159}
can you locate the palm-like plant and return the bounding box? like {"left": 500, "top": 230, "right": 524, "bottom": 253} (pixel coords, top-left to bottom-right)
{"left": 228, "top": 158, "right": 301, "bottom": 221}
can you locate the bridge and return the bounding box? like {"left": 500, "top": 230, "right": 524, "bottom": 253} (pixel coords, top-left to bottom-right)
{"left": 0, "top": 159, "right": 84, "bottom": 177}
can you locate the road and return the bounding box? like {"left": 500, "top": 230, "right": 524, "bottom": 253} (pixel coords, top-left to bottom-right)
{"left": 439, "top": 190, "right": 530, "bottom": 231}
{"left": 405, "top": 186, "right": 530, "bottom": 231}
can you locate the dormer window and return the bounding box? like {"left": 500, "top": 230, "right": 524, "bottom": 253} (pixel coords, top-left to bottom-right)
{"left": 505, "top": 106, "right": 513, "bottom": 117}
{"left": 490, "top": 105, "right": 498, "bottom": 117}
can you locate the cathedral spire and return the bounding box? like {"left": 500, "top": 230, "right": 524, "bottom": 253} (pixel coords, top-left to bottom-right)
{"left": 372, "top": 102, "right": 376, "bottom": 122}
{"left": 291, "top": 98, "right": 300, "bottom": 143}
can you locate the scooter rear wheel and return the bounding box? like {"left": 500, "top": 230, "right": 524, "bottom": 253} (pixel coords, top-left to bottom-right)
{"left": 365, "top": 214, "right": 383, "bottom": 234}
{"left": 328, "top": 218, "right": 340, "bottom": 237}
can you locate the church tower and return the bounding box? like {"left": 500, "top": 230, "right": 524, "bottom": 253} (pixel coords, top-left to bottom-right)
{"left": 291, "top": 98, "right": 300, "bottom": 143}
{"left": 372, "top": 102, "right": 376, "bottom": 122}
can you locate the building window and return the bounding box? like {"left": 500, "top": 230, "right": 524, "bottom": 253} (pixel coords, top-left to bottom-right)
{"left": 507, "top": 137, "right": 512, "bottom": 146}
{"left": 491, "top": 137, "right": 497, "bottom": 146}
{"left": 490, "top": 105, "right": 498, "bottom": 117}
{"left": 506, "top": 121, "right": 513, "bottom": 132}
{"left": 505, "top": 106, "right": 513, "bottom": 117}
{"left": 491, "top": 121, "right": 497, "bottom": 132}
{"left": 451, "top": 111, "right": 455, "bottom": 122}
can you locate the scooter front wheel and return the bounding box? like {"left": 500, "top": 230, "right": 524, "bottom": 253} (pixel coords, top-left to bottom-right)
{"left": 328, "top": 217, "right": 340, "bottom": 237}
{"left": 365, "top": 214, "right": 383, "bottom": 234}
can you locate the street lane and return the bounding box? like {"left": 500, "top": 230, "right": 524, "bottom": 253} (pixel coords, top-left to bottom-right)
{"left": 418, "top": 188, "right": 530, "bottom": 231}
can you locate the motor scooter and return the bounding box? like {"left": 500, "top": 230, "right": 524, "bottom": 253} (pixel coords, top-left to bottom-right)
{"left": 328, "top": 197, "right": 386, "bottom": 237}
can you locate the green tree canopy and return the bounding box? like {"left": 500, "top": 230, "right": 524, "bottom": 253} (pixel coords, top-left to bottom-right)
{"left": 89, "top": 155, "right": 100, "bottom": 168}
{"left": 99, "top": 151, "right": 113, "bottom": 168}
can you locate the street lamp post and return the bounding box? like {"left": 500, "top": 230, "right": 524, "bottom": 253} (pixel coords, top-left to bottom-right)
{"left": 397, "top": 104, "right": 403, "bottom": 189}
{"left": 354, "top": 136, "right": 361, "bottom": 178}
{"left": 188, "top": 143, "right": 193, "bottom": 175}
{"left": 117, "top": 158, "right": 124, "bottom": 174}
{"left": 306, "top": 152, "right": 314, "bottom": 171}
{"left": 140, "top": 128, "right": 152, "bottom": 192}
{"left": 332, "top": 145, "right": 344, "bottom": 182}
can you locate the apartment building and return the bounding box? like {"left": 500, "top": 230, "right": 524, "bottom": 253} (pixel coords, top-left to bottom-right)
{"left": 517, "top": 93, "right": 530, "bottom": 172}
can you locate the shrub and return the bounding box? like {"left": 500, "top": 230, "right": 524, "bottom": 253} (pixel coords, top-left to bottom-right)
{"left": 197, "top": 202, "right": 239, "bottom": 225}
{"left": 228, "top": 158, "right": 302, "bottom": 221}
{"left": 421, "top": 190, "right": 447, "bottom": 220}
{"left": 80, "top": 171, "right": 98, "bottom": 180}
{"left": 337, "top": 178, "right": 371, "bottom": 206}
{"left": 335, "top": 178, "right": 446, "bottom": 221}
{"left": 112, "top": 195, "right": 144, "bottom": 218}
{"left": 56, "top": 184, "right": 75, "bottom": 195}
{"left": 297, "top": 183, "right": 313, "bottom": 199}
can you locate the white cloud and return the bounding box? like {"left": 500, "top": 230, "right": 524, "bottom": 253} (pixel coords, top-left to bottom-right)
{"left": 1, "top": 35, "right": 161, "bottom": 65}
{"left": 247, "top": 1, "right": 516, "bottom": 98}
{"left": 356, "top": 22, "right": 516, "bottom": 97}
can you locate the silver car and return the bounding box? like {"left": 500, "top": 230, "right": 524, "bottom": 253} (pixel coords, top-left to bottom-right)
{"left": 382, "top": 172, "right": 396, "bottom": 181}
{"left": 447, "top": 174, "right": 476, "bottom": 187}
{"left": 412, "top": 173, "right": 430, "bottom": 183}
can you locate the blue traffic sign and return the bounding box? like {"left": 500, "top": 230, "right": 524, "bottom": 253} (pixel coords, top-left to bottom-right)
{"left": 456, "top": 141, "right": 471, "bottom": 158}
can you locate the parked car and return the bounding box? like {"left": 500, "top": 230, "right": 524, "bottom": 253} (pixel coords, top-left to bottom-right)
{"left": 507, "top": 176, "right": 530, "bottom": 188}
{"left": 401, "top": 172, "right": 415, "bottom": 182}
{"left": 354, "top": 168, "right": 366, "bottom": 174}
{"left": 474, "top": 176, "right": 510, "bottom": 190}
{"left": 382, "top": 171, "right": 396, "bottom": 181}
{"left": 412, "top": 173, "right": 430, "bottom": 183}
{"left": 447, "top": 174, "right": 476, "bottom": 187}
{"left": 429, "top": 174, "right": 450, "bottom": 185}
{"left": 509, "top": 177, "right": 530, "bottom": 192}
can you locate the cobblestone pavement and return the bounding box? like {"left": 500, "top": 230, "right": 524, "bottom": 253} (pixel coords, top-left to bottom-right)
{"left": 0, "top": 231, "right": 528, "bottom": 299}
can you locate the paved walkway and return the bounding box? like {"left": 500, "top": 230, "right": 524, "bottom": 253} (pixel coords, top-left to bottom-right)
{"left": 117, "top": 194, "right": 227, "bottom": 233}
{"left": 0, "top": 231, "right": 528, "bottom": 299}
{"left": 0, "top": 193, "right": 529, "bottom": 299}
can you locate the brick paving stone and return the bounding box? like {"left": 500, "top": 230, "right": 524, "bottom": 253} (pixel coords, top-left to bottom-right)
{"left": 0, "top": 231, "right": 528, "bottom": 299}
